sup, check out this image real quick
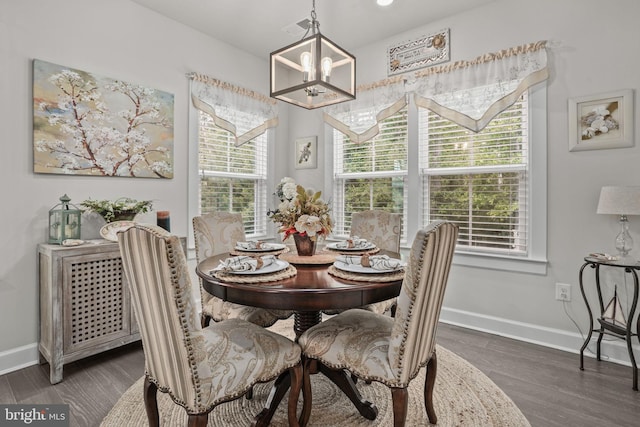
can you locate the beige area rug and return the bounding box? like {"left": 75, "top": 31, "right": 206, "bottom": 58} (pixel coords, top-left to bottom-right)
{"left": 102, "top": 319, "right": 530, "bottom": 426}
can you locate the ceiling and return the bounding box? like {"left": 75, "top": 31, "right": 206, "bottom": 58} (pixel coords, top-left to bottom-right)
{"left": 131, "top": 0, "right": 496, "bottom": 58}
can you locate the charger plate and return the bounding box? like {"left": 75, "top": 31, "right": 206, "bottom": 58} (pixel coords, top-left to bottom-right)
{"left": 212, "top": 265, "right": 297, "bottom": 284}
{"left": 328, "top": 265, "right": 405, "bottom": 282}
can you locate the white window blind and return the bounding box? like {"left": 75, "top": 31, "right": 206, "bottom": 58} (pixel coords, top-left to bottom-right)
{"left": 198, "top": 110, "right": 267, "bottom": 236}
{"left": 333, "top": 108, "right": 408, "bottom": 239}
{"left": 420, "top": 92, "right": 529, "bottom": 255}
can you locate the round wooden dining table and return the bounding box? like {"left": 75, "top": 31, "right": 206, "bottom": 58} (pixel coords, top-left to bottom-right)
{"left": 196, "top": 250, "right": 404, "bottom": 427}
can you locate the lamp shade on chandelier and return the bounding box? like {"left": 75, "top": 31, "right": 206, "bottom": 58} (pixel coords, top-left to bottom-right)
{"left": 270, "top": 0, "right": 356, "bottom": 109}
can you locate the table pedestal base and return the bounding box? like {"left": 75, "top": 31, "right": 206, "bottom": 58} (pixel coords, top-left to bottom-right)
{"left": 252, "top": 311, "right": 378, "bottom": 427}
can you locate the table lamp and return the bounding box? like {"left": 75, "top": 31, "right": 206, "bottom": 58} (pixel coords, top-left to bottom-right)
{"left": 596, "top": 186, "right": 640, "bottom": 259}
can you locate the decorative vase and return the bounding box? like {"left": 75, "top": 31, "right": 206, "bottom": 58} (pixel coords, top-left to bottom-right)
{"left": 293, "top": 233, "right": 316, "bottom": 256}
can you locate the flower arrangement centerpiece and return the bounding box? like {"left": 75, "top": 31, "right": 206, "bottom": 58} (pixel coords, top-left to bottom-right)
{"left": 80, "top": 197, "right": 153, "bottom": 223}
{"left": 268, "top": 177, "right": 332, "bottom": 255}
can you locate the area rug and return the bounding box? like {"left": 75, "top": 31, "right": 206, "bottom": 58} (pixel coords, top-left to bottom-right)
{"left": 101, "top": 319, "right": 530, "bottom": 426}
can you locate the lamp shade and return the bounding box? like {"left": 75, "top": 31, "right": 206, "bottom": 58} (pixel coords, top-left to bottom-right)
{"left": 597, "top": 186, "right": 640, "bottom": 215}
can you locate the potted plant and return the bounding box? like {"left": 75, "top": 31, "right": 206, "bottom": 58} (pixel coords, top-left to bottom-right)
{"left": 80, "top": 197, "right": 153, "bottom": 223}
{"left": 267, "top": 177, "right": 332, "bottom": 256}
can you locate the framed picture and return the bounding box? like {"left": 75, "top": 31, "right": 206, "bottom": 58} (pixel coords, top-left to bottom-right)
{"left": 568, "top": 89, "right": 634, "bottom": 152}
{"left": 295, "top": 136, "right": 317, "bottom": 169}
{"left": 33, "top": 59, "right": 174, "bottom": 177}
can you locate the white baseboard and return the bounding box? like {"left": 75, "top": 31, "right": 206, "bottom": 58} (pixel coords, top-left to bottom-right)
{"left": 0, "top": 343, "right": 39, "bottom": 376}
{"left": 440, "top": 306, "right": 639, "bottom": 368}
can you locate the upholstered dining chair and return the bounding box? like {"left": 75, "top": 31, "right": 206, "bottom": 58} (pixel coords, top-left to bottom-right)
{"left": 324, "top": 210, "right": 402, "bottom": 316}
{"left": 351, "top": 210, "right": 402, "bottom": 315}
{"left": 193, "top": 212, "right": 292, "bottom": 327}
{"left": 118, "top": 224, "right": 303, "bottom": 427}
{"left": 299, "top": 221, "right": 458, "bottom": 427}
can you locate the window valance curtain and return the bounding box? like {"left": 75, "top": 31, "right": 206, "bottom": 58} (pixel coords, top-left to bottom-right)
{"left": 413, "top": 40, "right": 548, "bottom": 132}
{"left": 188, "top": 73, "right": 278, "bottom": 146}
{"left": 324, "top": 76, "right": 407, "bottom": 143}
{"left": 324, "top": 40, "right": 548, "bottom": 141}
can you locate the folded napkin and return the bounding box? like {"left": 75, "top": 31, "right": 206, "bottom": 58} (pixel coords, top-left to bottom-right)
{"left": 336, "top": 236, "right": 370, "bottom": 249}
{"left": 336, "top": 254, "right": 403, "bottom": 271}
{"left": 217, "top": 255, "right": 277, "bottom": 272}
{"left": 236, "top": 241, "right": 267, "bottom": 250}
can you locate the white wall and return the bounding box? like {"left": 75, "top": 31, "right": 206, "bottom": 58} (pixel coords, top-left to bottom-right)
{"left": 2, "top": 0, "right": 640, "bottom": 374}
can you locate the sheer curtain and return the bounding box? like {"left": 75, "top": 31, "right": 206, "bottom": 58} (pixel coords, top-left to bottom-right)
{"left": 188, "top": 73, "right": 278, "bottom": 146}
{"left": 324, "top": 76, "right": 407, "bottom": 143}
{"left": 412, "top": 40, "right": 548, "bottom": 132}
{"left": 324, "top": 40, "right": 548, "bottom": 140}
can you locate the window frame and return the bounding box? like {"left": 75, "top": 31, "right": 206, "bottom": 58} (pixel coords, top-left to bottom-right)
{"left": 188, "top": 107, "right": 271, "bottom": 252}
{"left": 328, "top": 82, "right": 547, "bottom": 274}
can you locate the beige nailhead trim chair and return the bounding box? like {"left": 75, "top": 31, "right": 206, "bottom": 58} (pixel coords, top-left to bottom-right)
{"left": 118, "top": 224, "right": 302, "bottom": 426}
{"left": 299, "top": 221, "right": 458, "bottom": 426}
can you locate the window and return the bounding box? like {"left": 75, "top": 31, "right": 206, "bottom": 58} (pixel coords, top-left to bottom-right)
{"left": 420, "top": 93, "right": 529, "bottom": 256}
{"left": 197, "top": 110, "right": 268, "bottom": 237}
{"left": 332, "top": 109, "right": 408, "bottom": 239}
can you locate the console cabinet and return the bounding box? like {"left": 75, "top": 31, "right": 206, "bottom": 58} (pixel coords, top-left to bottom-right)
{"left": 38, "top": 240, "right": 140, "bottom": 384}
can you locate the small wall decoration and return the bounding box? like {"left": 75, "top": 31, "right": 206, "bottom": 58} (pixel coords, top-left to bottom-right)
{"left": 387, "top": 28, "right": 449, "bottom": 76}
{"left": 295, "top": 136, "right": 317, "bottom": 169}
{"left": 568, "top": 89, "right": 634, "bottom": 152}
{"left": 33, "top": 59, "right": 174, "bottom": 177}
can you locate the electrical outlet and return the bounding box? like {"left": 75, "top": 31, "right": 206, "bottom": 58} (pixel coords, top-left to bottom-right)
{"left": 556, "top": 283, "right": 571, "bottom": 301}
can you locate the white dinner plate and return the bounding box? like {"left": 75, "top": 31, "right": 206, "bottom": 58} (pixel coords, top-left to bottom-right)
{"left": 326, "top": 241, "right": 377, "bottom": 251}
{"left": 234, "top": 242, "right": 287, "bottom": 252}
{"left": 100, "top": 220, "right": 136, "bottom": 242}
{"left": 333, "top": 259, "right": 406, "bottom": 274}
{"left": 229, "top": 259, "right": 290, "bottom": 275}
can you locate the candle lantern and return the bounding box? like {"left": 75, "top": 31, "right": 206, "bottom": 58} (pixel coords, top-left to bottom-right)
{"left": 48, "top": 194, "right": 82, "bottom": 244}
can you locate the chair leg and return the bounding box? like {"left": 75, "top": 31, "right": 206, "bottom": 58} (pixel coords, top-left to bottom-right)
{"left": 424, "top": 353, "right": 438, "bottom": 424}
{"left": 390, "top": 387, "right": 408, "bottom": 427}
{"left": 187, "top": 413, "right": 209, "bottom": 427}
{"left": 288, "top": 362, "right": 303, "bottom": 427}
{"left": 299, "top": 358, "right": 314, "bottom": 427}
{"left": 143, "top": 376, "right": 159, "bottom": 427}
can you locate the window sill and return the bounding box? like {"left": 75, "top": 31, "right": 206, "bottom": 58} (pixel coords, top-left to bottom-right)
{"left": 451, "top": 250, "right": 547, "bottom": 275}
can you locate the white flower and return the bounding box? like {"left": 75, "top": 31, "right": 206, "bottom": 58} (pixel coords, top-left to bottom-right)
{"left": 280, "top": 176, "right": 295, "bottom": 184}
{"left": 295, "top": 214, "right": 322, "bottom": 237}
{"left": 278, "top": 200, "right": 292, "bottom": 212}
{"left": 282, "top": 182, "right": 297, "bottom": 200}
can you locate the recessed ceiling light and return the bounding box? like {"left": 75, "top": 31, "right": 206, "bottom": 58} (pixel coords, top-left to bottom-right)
{"left": 377, "top": 0, "right": 394, "bottom": 6}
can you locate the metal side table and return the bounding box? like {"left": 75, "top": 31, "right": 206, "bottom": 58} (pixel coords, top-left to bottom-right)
{"left": 579, "top": 256, "right": 640, "bottom": 390}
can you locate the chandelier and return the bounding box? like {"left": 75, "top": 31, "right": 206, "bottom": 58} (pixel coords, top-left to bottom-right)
{"left": 270, "top": 0, "right": 356, "bottom": 109}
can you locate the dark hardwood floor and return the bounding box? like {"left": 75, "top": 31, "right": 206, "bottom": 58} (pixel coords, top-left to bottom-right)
{"left": 1, "top": 323, "right": 638, "bottom": 426}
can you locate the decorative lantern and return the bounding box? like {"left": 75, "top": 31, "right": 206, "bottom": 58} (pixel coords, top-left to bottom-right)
{"left": 270, "top": 0, "right": 355, "bottom": 109}
{"left": 48, "top": 194, "right": 82, "bottom": 244}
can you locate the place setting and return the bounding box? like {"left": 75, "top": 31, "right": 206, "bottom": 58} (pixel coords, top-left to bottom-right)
{"left": 328, "top": 253, "right": 406, "bottom": 282}
{"left": 325, "top": 236, "right": 380, "bottom": 255}
{"left": 209, "top": 253, "right": 297, "bottom": 284}
{"left": 230, "top": 240, "right": 289, "bottom": 256}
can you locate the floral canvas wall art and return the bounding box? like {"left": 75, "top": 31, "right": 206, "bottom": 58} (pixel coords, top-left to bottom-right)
{"left": 33, "top": 59, "right": 174, "bottom": 178}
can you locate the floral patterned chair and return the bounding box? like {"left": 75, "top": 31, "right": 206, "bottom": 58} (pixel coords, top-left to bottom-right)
{"left": 324, "top": 210, "right": 402, "bottom": 316}
{"left": 118, "top": 224, "right": 302, "bottom": 427}
{"left": 351, "top": 210, "right": 402, "bottom": 315}
{"left": 298, "top": 221, "right": 458, "bottom": 427}
{"left": 193, "top": 212, "right": 293, "bottom": 327}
